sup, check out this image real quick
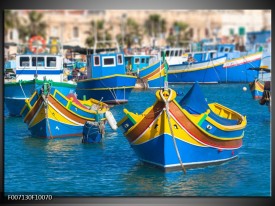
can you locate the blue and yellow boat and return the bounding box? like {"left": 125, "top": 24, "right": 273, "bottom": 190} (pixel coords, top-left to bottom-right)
{"left": 117, "top": 82, "right": 247, "bottom": 171}
{"left": 20, "top": 82, "right": 110, "bottom": 139}
{"left": 168, "top": 55, "right": 227, "bottom": 83}
{"left": 138, "top": 61, "right": 165, "bottom": 88}
{"left": 76, "top": 49, "right": 137, "bottom": 104}
{"left": 4, "top": 50, "right": 76, "bottom": 117}
{"left": 124, "top": 54, "right": 165, "bottom": 88}
{"left": 249, "top": 79, "right": 264, "bottom": 99}
{"left": 248, "top": 66, "right": 271, "bottom": 99}
{"left": 219, "top": 52, "right": 263, "bottom": 83}
{"left": 259, "top": 81, "right": 271, "bottom": 112}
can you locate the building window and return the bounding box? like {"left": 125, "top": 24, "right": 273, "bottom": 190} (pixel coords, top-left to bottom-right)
{"left": 205, "top": 28, "right": 209, "bottom": 37}
{"left": 189, "top": 28, "right": 194, "bottom": 38}
{"left": 9, "top": 31, "right": 13, "bottom": 40}
{"left": 73, "top": 26, "right": 79, "bottom": 38}
{"left": 51, "top": 26, "right": 58, "bottom": 37}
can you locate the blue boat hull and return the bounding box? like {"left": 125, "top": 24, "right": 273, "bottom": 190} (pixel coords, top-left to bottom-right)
{"left": 168, "top": 66, "right": 222, "bottom": 83}
{"left": 4, "top": 98, "right": 27, "bottom": 117}
{"left": 167, "top": 56, "right": 226, "bottom": 83}
{"left": 251, "top": 90, "right": 263, "bottom": 99}
{"left": 216, "top": 59, "right": 261, "bottom": 83}
{"left": 28, "top": 118, "right": 83, "bottom": 138}
{"left": 147, "top": 76, "right": 165, "bottom": 88}
{"left": 76, "top": 75, "right": 136, "bottom": 104}
{"left": 131, "top": 133, "right": 239, "bottom": 170}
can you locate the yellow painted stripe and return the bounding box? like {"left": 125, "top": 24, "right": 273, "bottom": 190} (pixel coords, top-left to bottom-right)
{"left": 76, "top": 86, "right": 135, "bottom": 91}
{"left": 47, "top": 105, "right": 82, "bottom": 126}
{"left": 255, "top": 81, "right": 264, "bottom": 91}
{"left": 148, "top": 68, "right": 165, "bottom": 81}
{"left": 172, "top": 101, "right": 245, "bottom": 140}
{"left": 78, "top": 74, "right": 137, "bottom": 82}
{"left": 29, "top": 103, "right": 47, "bottom": 128}
{"left": 140, "top": 61, "right": 161, "bottom": 72}
{"left": 53, "top": 90, "right": 107, "bottom": 115}
{"left": 133, "top": 110, "right": 205, "bottom": 146}
{"left": 123, "top": 104, "right": 156, "bottom": 136}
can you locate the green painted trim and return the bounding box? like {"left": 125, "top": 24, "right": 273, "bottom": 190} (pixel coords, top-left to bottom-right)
{"left": 198, "top": 113, "right": 208, "bottom": 126}
{"left": 126, "top": 113, "right": 136, "bottom": 124}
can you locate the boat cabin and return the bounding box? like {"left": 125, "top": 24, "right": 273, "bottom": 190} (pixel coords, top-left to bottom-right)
{"left": 15, "top": 54, "right": 64, "bottom": 82}
{"left": 87, "top": 52, "right": 126, "bottom": 78}
{"left": 124, "top": 55, "right": 155, "bottom": 73}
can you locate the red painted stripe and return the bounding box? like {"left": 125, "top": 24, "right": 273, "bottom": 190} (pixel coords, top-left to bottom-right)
{"left": 24, "top": 97, "right": 45, "bottom": 124}
{"left": 169, "top": 102, "right": 242, "bottom": 149}
{"left": 125, "top": 101, "right": 165, "bottom": 143}
{"left": 142, "top": 64, "right": 164, "bottom": 80}
{"left": 256, "top": 82, "right": 264, "bottom": 90}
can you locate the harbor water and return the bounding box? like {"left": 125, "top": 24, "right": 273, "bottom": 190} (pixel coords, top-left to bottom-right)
{"left": 4, "top": 83, "right": 271, "bottom": 196}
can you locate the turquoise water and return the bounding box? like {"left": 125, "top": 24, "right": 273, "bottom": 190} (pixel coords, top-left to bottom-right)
{"left": 4, "top": 84, "right": 271, "bottom": 196}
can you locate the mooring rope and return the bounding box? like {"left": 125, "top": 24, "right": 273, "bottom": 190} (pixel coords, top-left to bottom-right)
{"left": 160, "top": 89, "right": 186, "bottom": 174}
{"left": 19, "top": 81, "right": 27, "bottom": 99}
{"left": 42, "top": 94, "right": 53, "bottom": 139}
{"left": 210, "top": 56, "right": 222, "bottom": 83}
{"left": 99, "top": 79, "right": 122, "bottom": 105}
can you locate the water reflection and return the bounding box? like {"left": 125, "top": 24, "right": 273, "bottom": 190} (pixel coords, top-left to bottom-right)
{"left": 120, "top": 158, "right": 256, "bottom": 196}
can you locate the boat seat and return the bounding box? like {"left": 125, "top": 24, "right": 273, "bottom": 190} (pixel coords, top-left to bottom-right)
{"left": 208, "top": 111, "right": 239, "bottom": 126}
{"left": 184, "top": 106, "right": 238, "bottom": 126}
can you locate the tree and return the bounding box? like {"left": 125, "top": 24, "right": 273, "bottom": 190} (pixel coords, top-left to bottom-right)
{"left": 4, "top": 10, "right": 19, "bottom": 39}
{"left": 166, "top": 21, "right": 189, "bottom": 47}
{"left": 17, "top": 11, "right": 47, "bottom": 42}
{"left": 85, "top": 20, "right": 112, "bottom": 48}
{"left": 144, "top": 14, "right": 166, "bottom": 38}
{"left": 116, "top": 18, "right": 142, "bottom": 48}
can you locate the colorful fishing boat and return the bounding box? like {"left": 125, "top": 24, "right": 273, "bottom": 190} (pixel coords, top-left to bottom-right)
{"left": 259, "top": 81, "right": 271, "bottom": 111}
{"left": 76, "top": 41, "right": 137, "bottom": 104}
{"left": 124, "top": 54, "right": 165, "bottom": 88}
{"left": 4, "top": 37, "right": 76, "bottom": 116}
{"left": 248, "top": 66, "right": 270, "bottom": 99}
{"left": 20, "top": 82, "right": 114, "bottom": 139}
{"left": 5, "top": 78, "right": 76, "bottom": 117}
{"left": 218, "top": 52, "right": 263, "bottom": 83}
{"left": 117, "top": 82, "right": 247, "bottom": 171}
{"left": 249, "top": 79, "right": 264, "bottom": 100}
{"left": 167, "top": 54, "right": 227, "bottom": 83}
{"left": 139, "top": 61, "right": 165, "bottom": 88}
